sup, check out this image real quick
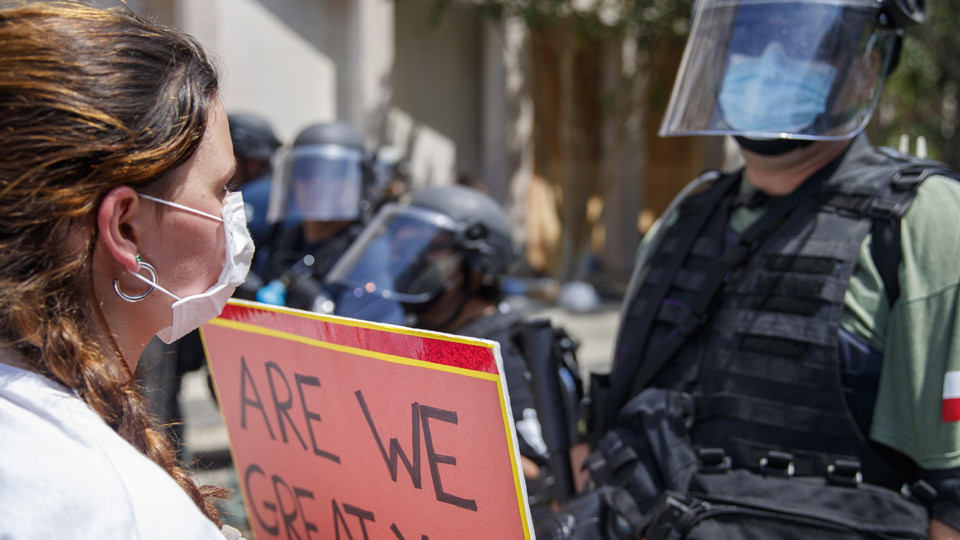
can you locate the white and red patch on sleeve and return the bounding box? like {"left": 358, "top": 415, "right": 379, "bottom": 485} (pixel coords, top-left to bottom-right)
{"left": 943, "top": 371, "right": 960, "bottom": 422}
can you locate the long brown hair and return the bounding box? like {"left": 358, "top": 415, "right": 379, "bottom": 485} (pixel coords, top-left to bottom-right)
{"left": 0, "top": 2, "right": 227, "bottom": 523}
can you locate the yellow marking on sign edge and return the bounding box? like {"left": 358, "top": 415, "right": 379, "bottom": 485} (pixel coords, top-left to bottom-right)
{"left": 226, "top": 298, "right": 497, "bottom": 349}
{"left": 498, "top": 373, "right": 534, "bottom": 539}
{"left": 197, "top": 328, "right": 258, "bottom": 533}
{"left": 204, "top": 309, "right": 533, "bottom": 538}
{"left": 208, "top": 317, "right": 500, "bottom": 382}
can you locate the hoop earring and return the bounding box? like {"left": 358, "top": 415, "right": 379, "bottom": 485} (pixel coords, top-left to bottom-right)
{"left": 113, "top": 261, "right": 158, "bottom": 302}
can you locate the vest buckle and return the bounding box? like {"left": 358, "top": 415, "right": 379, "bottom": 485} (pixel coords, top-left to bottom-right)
{"left": 901, "top": 479, "right": 938, "bottom": 505}
{"left": 865, "top": 198, "right": 901, "bottom": 220}
{"left": 697, "top": 447, "right": 731, "bottom": 474}
{"left": 827, "top": 459, "right": 862, "bottom": 488}
{"left": 891, "top": 164, "right": 931, "bottom": 189}
{"left": 759, "top": 451, "right": 795, "bottom": 477}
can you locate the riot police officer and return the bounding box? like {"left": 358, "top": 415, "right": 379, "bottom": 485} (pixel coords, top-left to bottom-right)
{"left": 544, "top": 0, "right": 960, "bottom": 538}
{"left": 228, "top": 112, "right": 282, "bottom": 252}
{"left": 370, "top": 145, "right": 411, "bottom": 213}
{"left": 326, "top": 185, "right": 584, "bottom": 513}
{"left": 257, "top": 121, "right": 404, "bottom": 323}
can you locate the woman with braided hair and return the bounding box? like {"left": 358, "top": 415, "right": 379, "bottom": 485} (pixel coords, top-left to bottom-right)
{"left": 0, "top": 3, "right": 252, "bottom": 537}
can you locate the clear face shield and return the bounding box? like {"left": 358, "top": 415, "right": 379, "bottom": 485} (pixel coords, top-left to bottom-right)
{"left": 266, "top": 144, "right": 364, "bottom": 223}
{"left": 324, "top": 204, "right": 467, "bottom": 305}
{"left": 659, "top": 0, "right": 900, "bottom": 140}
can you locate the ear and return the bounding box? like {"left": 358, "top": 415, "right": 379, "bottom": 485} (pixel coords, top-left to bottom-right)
{"left": 98, "top": 186, "right": 144, "bottom": 274}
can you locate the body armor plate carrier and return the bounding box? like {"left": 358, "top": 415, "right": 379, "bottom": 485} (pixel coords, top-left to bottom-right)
{"left": 596, "top": 135, "right": 959, "bottom": 491}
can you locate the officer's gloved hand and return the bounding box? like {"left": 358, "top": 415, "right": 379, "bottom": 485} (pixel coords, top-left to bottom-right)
{"left": 257, "top": 279, "right": 287, "bottom": 306}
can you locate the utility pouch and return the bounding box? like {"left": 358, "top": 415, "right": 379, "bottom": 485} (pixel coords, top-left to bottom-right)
{"left": 645, "top": 468, "right": 929, "bottom": 540}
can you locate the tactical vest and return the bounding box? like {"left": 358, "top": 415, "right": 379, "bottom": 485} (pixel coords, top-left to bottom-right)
{"left": 601, "top": 136, "right": 957, "bottom": 490}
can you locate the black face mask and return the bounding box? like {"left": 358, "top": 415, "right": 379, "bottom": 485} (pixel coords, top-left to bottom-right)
{"left": 735, "top": 136, "right": 814, "bottom": 156}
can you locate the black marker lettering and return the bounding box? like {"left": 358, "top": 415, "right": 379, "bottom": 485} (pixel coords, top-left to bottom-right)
{"left": 240, "top": 356, "right": 274, "bottom": 438}
{"left": 293, "top": 488, "right": 320, "bottom": 540}
{"left": 272, "top": 474, "right": 303, "bottom": 540}
{"left": 421, "top": 405, "right": 477, "bottom": 512}
{"left": 266, "top": 361, "right": 307, "bottom": 449}
{"left": 332, "top": 499, "right": 355, "bottom": 540}
{"left": 356, "top": 390, "right": 422, "bottom": 489}
{"left": 295, "top": 373, "right": 340, "bottom": 463}
{"left": 245, "top": 464, "right": 279, "bottom": 536}
{"left": 343, "top": 503, "right": 375, "bottom": 540}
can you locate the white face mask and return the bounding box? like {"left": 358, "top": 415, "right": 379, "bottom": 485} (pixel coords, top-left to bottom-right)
{"left": 132, "top": 191, "right": 254, "bottom": 343}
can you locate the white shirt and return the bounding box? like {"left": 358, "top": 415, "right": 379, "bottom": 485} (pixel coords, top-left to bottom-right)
{"left": 0, "top": 361, "right": 224, "bottom": 539}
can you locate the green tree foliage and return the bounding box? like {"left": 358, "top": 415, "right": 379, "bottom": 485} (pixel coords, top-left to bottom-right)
{"left": 439, "top": 0, "right": 692, "bottom": 45}
{"left": 426, "top": 0, "right": 959, "bottom": 279}
{"left": 871, "top": 0, "right": 960, "bottom": 168}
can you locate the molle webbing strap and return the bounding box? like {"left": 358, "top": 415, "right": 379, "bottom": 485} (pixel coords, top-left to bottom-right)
{"left": 623, "top": 156, "right": 841, "bottom": 405}
{"left": 821, "top": 149, "right": 960, "bottom": 305}
{"left": 697, "top": 394, "right": 854, "bottom": 438}
{"left": 604, "top": 172, "right": 740, "bottom": 431}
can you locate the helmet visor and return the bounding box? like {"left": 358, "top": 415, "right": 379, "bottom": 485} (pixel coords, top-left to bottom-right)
{"left": 267, "top": 144, "right": 364, "bottom": 223}
{"left": 659, "top": 0, "right": 899, "bottom": 140}
{"left": 325, "top": 204, "right": 465, "bottom": 304}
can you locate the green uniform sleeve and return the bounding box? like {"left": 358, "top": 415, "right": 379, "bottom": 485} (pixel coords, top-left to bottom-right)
{"left": 869, "top": 174, "right": 960, "bottom": 470}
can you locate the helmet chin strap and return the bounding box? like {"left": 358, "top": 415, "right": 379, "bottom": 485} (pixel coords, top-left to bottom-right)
{"left": 735, "top": 136, "right": 814, "bottom": 156}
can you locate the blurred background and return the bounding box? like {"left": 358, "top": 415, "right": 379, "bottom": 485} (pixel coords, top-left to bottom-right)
{"left": 67, "top": 0, "right": 960, "bottom": 534}
{"left": 79, "top": 0, "right": 960, "bottom": 296}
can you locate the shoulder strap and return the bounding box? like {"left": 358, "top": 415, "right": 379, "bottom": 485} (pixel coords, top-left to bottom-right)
{"left": 819, "top": 154, "right": 959, "bottom": 306}
{"left": 873, "top": 161, "right": 960, "bottom": 305}
{"left": 624, "top": 161, "right": 839, "bottom": 402}
{"left": 603, "top": 172, "right": 740, "bottom": 430}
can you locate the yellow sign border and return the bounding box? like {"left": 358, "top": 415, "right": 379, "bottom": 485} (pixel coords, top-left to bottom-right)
{"left": 203, "top": 306, "right": 532, "bottom": 539}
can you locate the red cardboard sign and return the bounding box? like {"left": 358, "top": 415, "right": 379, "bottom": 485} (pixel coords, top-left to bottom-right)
{"left": 201, "top": 299, "right": 533, "bottom": 539}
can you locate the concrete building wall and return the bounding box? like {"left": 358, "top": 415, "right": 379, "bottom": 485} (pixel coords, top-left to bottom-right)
{"left": 171, "top": 0, "right": 496, "bottom": 199}
{"left": 35, "top": 0, "right": 723, "bottom": 283}
{"left": 391, "top": 0, "right": 482, "bottom": 189}
{"left": 69, "top": 0, "right": 526, "bottom": 242}
{"left": 176, "top": 0, "right": 345, "bottom": 143}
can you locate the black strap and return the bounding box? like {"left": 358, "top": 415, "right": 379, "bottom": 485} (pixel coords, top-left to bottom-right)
{"left": 626, "top": 159, "right": 840, "bottom": 400}
{"left": 871, "top": 217, "right": 903, "bottom": 306}
{"left": 868, "top": 164, "right": 955, "bottom": 306}
{"left": 606, "top": 172, "right": 739, "bottom": 429}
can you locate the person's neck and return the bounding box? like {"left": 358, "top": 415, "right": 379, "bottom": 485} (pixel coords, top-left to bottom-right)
{"left": 444, "top": 297, "right": 497, "bottom": 333}
{"left": 740, "top": 139, "right": 852, "bottom": 195}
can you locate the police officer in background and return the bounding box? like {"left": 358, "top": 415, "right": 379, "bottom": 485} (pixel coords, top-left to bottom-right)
{"left": 370, "top": 145, "right": 411, "bottom": 213}
{"left": 257, "top": 121, "right": 404, "bottom": 324}
{"left": 541, "top": 0, "right": 960, "bottom": 538}
{"left": 326, "top": 185, "right": 584, "bottom": 514}
{"left": 227, "top": 112, "right": 282, "bottom": 252}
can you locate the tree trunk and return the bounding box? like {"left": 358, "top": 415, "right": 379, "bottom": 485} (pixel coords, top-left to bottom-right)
{"left": 528, "top": 23, "right": 606, "bottom": 281}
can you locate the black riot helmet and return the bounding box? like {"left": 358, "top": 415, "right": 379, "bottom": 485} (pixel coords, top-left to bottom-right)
{"left": 324, "top": 185, "right": 519, "bottom": 309}
{"left": 659, "top": 0, "right": 925, "bottom": 143}
{"left": 228, "top": 113, "right": 281, "bottom": 162}
{"left": 267, "top": 121, "right": 371, "bottom": 224}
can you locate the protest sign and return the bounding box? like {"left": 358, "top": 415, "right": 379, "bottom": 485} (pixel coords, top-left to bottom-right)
{"left": 201, "top": 299, "right": 533, "bottom": 539}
